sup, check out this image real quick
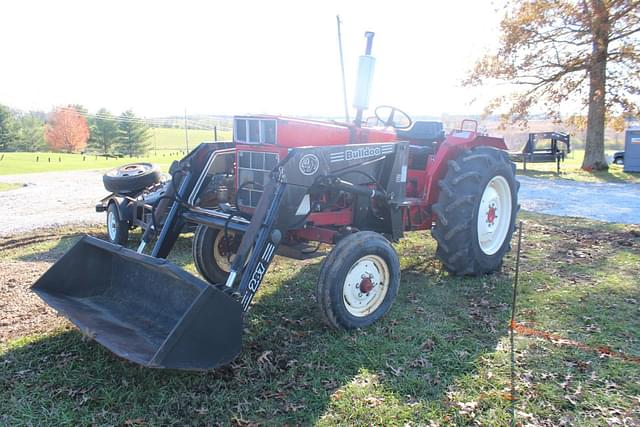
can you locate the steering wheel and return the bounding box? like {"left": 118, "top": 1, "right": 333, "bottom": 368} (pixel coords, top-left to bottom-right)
{"left": 374, "top": 105, "right": 412, "bottom": 129}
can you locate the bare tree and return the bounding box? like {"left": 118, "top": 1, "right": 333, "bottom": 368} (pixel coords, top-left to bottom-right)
{"left": 466, "top": 0, "right": 640, "bottom": 170}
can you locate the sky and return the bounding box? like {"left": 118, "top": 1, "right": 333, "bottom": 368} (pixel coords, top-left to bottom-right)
{"left": 0, "top": 0, "right": 505, "bottom": 118}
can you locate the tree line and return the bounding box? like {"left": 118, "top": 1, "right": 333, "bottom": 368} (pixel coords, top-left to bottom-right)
{"left": 0, "top": 104, "right": 151, "bottom": 156}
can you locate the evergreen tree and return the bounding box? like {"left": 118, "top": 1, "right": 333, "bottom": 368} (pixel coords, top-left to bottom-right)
{"left": 13, "top": 114, "right": 46, "bottom": 151}
{"left": 88, "top": 108, "right": 119, "bottom": 155}
{"left": 0, "top": 104, "right": 16, "bottom": 152}
{"left": 117, "top": 110, "right": 151, "bottom": 157}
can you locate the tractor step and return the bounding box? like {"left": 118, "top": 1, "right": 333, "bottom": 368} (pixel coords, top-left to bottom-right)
{"left": 276, "top": 242, "right": 327, "bottom": 260}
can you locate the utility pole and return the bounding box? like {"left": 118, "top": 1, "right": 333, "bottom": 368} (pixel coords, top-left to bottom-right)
{"left": 336, "top": 15, "right": 350, "bottom": 123}
{"left": 184, "top": 108, "right": 189, "bottom": 152}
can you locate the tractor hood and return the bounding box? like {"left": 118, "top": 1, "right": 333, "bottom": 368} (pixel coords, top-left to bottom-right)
{"left": 232, "top": 115, "right": 398, "bottom": 148}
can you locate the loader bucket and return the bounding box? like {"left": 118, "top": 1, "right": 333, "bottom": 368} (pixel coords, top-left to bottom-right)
{"left": 31, "top": 235, "right": 243, "bottom": 370}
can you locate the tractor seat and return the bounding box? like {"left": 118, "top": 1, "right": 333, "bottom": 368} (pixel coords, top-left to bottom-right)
{"left": 396, "top": 120, "right": 445, "bottom": 146}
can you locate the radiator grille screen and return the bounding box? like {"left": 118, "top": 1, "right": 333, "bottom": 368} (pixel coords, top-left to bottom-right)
{"left": 236, "top": 151, "right": 279, "bottom": 208}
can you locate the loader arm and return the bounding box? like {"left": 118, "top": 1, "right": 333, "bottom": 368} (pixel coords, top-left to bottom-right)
{"left": 226, "top": 141, "right": 409, "bottom": 311}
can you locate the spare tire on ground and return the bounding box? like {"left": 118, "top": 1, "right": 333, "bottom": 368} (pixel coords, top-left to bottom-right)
{"left": 103, "top": 163, "right": 162, "bottom": 194}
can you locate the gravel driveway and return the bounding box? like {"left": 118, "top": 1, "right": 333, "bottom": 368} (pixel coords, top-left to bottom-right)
{"left": 1, "top": 170, "right": 639, "bottom": 237}
{"left": 518, "top": 175, "right": 640, "bottom": 224}
{"left": 0, "top": 170, "right": 106, "bottom": 237}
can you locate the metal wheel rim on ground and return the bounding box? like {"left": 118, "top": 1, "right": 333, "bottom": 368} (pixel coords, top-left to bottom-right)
{"left": 342, "top": 255, "right": 389, "bottom": 317}
{"left": 477, "top": 175, "right": 512, "bottom": 255}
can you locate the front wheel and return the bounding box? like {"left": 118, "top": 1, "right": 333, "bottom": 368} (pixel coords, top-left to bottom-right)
{"left": 192, "top": 225, "right": 242, "bottom": 285}
{"left": 316, "top": 231, "right": 400, "bottom": 330}
{"left": 431, "top": 147, "right": 519, "bottom": 275}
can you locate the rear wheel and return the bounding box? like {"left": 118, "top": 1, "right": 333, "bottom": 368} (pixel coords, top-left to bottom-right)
{"left": 106, "top": 203, "right": 129, "bottom": 245}
{"left": 316, "top": 231, "right": 400, "bottom": 329}
{"left": 431, "top": 147, "right": 519, "bottom": 275}
{"left": 192, "top": 225, "right": 241, "bottom": 285}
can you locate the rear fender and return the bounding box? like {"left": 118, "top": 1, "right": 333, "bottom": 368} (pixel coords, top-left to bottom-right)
{"left": 424, "top": 132, "right": 508, "bottom": 207}
{"left": 113, "top": 198, "right": 133, "bottom": 222}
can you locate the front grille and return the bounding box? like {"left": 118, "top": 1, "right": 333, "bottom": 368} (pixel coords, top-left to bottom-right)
{"left": 237, "top": 151, "right": 279, "bottom": 208}
{"left": 234, "top": 118, "right": 277, "bottom": 144}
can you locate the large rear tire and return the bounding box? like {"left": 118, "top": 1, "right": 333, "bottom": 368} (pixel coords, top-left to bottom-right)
{"left": 192, "top": 225, "right": 241, "bottom": 285}
{"left": 316, "top": 231, "right": 400, "bottom": 330}
{"left": 431, "top": 147, "right": 519, "bottom": 275}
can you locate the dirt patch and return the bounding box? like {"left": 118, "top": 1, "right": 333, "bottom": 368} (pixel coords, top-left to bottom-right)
{"left": 0, "top": 260, "right": 67, "bottom": 343}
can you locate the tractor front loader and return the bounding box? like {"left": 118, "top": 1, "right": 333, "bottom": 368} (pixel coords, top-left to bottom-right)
{"left": 32, "top": 142, "right": 411, "bottom": 370}
{"left": 32, "top": 32, "right": 519, "bottom": 371}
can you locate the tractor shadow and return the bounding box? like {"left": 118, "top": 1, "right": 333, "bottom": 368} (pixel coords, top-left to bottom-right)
{"left": 2, "top": 232, "right": 514, "bottom": 425}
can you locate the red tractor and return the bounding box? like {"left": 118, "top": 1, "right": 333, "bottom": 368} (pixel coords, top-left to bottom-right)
{"left": 32, "top": 33, "right": 519, "bottom": 370}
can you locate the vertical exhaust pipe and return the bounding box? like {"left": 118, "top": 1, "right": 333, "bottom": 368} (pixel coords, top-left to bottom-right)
{"left": 353, "top": 31, "right": 376, "bottom": 127}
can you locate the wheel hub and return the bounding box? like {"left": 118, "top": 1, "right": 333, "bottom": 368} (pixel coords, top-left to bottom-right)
{"left": 343, "top": 255, "right": 389, "bottom": 317}
{"left": 359, "top": 275, "right": 374, "bottom": 293}
{"left": 477, "top": 176, "right": 512, "bottom": 256}
{"left": 213, "top": 232, "right": 240, "bottom": 272}
{"left": 486, "top": 204, "right": 497, "bottom": 226}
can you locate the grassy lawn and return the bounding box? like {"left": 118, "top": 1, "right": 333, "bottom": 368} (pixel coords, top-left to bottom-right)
{"left": 0, "top": 182, "right": 23, "bottom": 192}
{"left": 1, "top": 212, "right": 639, "bottom": 426}
{"left": 149, "top": 127, "right": 232, "bottom": 151}
{"left": 0, "top": 151, "right": 177, "bottom": 175}
{"left": 0, "top": 128, "right": 232, "bottom": 176}
{"left": 516, "top": 149, "right": 640, "bottom": 183}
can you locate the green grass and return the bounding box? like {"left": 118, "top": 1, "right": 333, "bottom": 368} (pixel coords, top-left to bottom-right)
{"left": 1, "top": 212, "right": 639, "bottom": 425}
{"left": 0, "top": 151, "right": 178, "bottom": 175}
{"left": 149, "top": 127, "right": 232, "bottom": 150}
{"left": 0, "top": 128, "right": 232, "bottom": 175}
{"left": 516, "top": 149, "right": 640, "bottom": 183}
{"left": 0, "top": 182, "right": 23, "bottom": 192}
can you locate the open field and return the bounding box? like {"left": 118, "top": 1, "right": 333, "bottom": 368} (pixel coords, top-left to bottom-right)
{"left": 0, "top": 151, "right": 177, "bottom": 175}
{"left": 515, "top": 149, "right": 640, "bottom": 184}
{"left": 149, "top": 127, "right": 232, "bottom": 150}
{"left": 0, "top": 127, "right": 232, "bottom": 175}
{"left": 1, "top": 211, "right": 638, "bottom": 425}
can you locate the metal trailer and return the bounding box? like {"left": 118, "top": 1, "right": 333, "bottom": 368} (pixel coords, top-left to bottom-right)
{"left": 623, "top": 127, "right": 640, "bottom": 172}
{"left": 509, "top": 131, "right": 571, "bottom": 174}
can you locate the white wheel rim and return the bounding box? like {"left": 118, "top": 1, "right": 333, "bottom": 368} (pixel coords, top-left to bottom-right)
{"left": 213, "top": 231, "right": 237, "bottom": 273}
{"left": 107, "top": 210, "right": 118, "bottom": 241}
{"left": 477, "top": 175, "right": 512, "bottom": 255}
{"left": 342, "top": 255, "right": 389, "bottom": 317}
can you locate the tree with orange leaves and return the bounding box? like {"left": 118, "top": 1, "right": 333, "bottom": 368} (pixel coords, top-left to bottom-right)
{"left": 45, "top": 106, "right": 89, "bottom": 152}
